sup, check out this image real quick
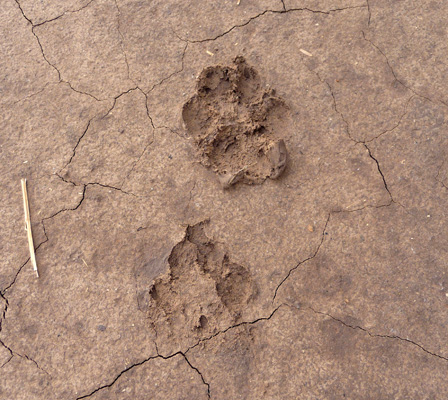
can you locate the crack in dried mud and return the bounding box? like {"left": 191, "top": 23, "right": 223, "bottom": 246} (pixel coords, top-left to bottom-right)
{"left": 13, "top": 0, "right": 105, "bottom": 101}
{"left": 63, "top": 81, "right": 102, "bottom": 102}
{"left": 272, "top": 184, "right": 398, "bottom": 302}
{"left": 88, "top": 182, "right": 139, "bottom": 196}
{"left": 185, "top": 305, "right": 283, "bottom": 355}
{"left": 14, "top": 0, "right": 147, "bottom": 104}
{"left": 10, "top": 82, "right": 55, "bottom": 105}
{"left": 0, "top": 175, "right": 141, "bottom": 369}
{"left": 435, "top": 161, "right": 448, "bottom": 191}
{"left": 57, "top": 173, "right": 144, "bottom": 199}
{"left": 22, "top": 353, "right": 51, "bottom": 375}
{"left": 361, "top": 30, "right": 446, "bottom": 108}
{"left": 0, "top": 336, "right": 50, "bottom": 375}
{"left": 114, "top": 0, "right": 131, "bottom": 81}
{"left": 364, "top": 143, "right": 393, "bottom": 202}
{"left": 56, "top": 174, "right": 141, "bottom": 197}
{"left": 310, "top": 67, "right": 413, "bottom": 145}
{"left": 272, "top": 214, "right": 331, "bottom": 301}
{"left": 148, "top": 42, "right": 189, "bottom": 94}
{"left": 119, "top": 139, "right": 154, "bottom": 188}
{"left": 309, "top": 307, "right": 448, "bottom": 363}
{"left": 63, "top": 121, "right": 92, "bottom": 170}
{"left": 21, "top": 0, "right": 95, "bottom": 27}
{"left": 61, "top": 86, "right": 154, "bottom": 178}
{"left": 76, "top": 351, "right": 210, "bottom": 399}
{"left": 88, "top": 304, "right": 285, "bottom": 400}
{"left": 326, "top": 80, "right": 354, "bottom": 142}
{"left": 1, "top": 178, "right": 137, "bottom": 299}
{"left": 136, "top": 87, "right": 155, "bottom": 128}
{"left": 305, "top": 68, "right": 355, "bottom": 143}
{"left": 365, "top": 0, "right": 371, "bottom": 25}
{"left": 56, "top": 85, "right": 157, "bottom": 189}
{"left": 30, "top": 28, "right": 61, "bottom": 81}
{"left": 180, "top": 353, "right": 211, "bottom": 399}
{"left": 10, "top": 80, "right": 102, "bottom": 106}
{"left": 178, "top": 5, "right": 367, "bottom": 43}
{"left": 361, "top": 95, "right": 415, "bottom": 143}
{"left": 0, "top": 338, "right": 14, "bottom": 368}
{"left": 1, "top": 233, "right": 50, "bottom": 296}
{"left": 0, "top": 184, "right": 86, "bottom": 297}
{"left": 15, "top": 0, "right": 189, "bottom": 105}
{"left": 14, "top": 0, "right": 61, "bottom": 81}
{"left": 76, "top": 306, "right": 282, "bottom": 398}
{"left": 43, "top": 186, "right": 87, "bottom": 222}
{"left": 74, "top": 299, "right": 448, "bottom": 398}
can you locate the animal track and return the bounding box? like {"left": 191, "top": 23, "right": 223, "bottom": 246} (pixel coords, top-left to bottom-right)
{"left": 182, "top": 56, "right": 290, "bottom": 188}
{"left": 145, "top": 222, "right": 256, "bottom": 351}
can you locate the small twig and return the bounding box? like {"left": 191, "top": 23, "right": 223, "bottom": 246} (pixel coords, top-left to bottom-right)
{"left": 21, "top": 179, "right": 39, "bottom": 278}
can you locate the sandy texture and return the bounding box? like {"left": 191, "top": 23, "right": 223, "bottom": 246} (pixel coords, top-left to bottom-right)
{"left": 1, "top": 0, "right": 448, "bottom": 399}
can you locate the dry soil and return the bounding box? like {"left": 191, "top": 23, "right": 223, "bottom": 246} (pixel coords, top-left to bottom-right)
{"left": 1, "top": 0, "right": 448, "bottom": 399}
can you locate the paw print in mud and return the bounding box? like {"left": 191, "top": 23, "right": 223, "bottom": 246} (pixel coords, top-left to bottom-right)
{"left": 182, "top": 56, "right": 290, "bottom": 188}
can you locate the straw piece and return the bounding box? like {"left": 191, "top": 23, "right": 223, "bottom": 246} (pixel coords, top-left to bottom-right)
{"left": 299, "top": 49, "right": 313, "bottom": 57}
{"left": 21, "top": 179, "right": 39, "bottom": 278}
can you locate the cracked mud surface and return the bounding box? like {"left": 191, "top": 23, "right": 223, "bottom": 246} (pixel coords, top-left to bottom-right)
{"left": 2, "top": 0, "right": 448, "bottom": 398}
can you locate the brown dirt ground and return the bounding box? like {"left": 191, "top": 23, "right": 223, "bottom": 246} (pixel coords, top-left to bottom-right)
{"left": 1, "top": 0, "right": 448, "bottom": 399}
